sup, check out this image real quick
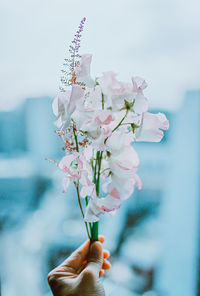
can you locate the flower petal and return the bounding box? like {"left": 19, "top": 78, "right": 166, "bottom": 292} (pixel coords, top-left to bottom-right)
{"left": 84, "top": 195, "right": 121, "bottom": 222}
{"left": 62, "top": 176, "right": 70, "bottom": 192}
{"left": 135, "top": 112, "right": 169, "bottom": 142}
{"left": 59, "top": 152, "right": 79, "bottom": 173}
{"left": 75, "top": 54, "right": 94, "bottom": 87}
{"left": 132, "top": 76, "right": 148, "bottom": 92}
{"left": 67, "top": 84, "right": 85, "bottom": 115}
{"left": 134, "top": 94, "right": 149, "bottom": 114}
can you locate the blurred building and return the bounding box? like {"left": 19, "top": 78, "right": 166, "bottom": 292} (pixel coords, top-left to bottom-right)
{"left": 0, "top": 91, "right": 200, "bottom": 296}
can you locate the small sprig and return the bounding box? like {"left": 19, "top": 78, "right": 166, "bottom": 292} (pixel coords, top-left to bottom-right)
{"left": 60, "top": 17, "right": 86, "bottom": 91}
{"left": 54, "top": 125, "right": 89, "bottom": 152}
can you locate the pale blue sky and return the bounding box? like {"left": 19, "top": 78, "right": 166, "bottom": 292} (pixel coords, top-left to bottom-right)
{"left": 0, "top": 0, "right": 200, "bottom": 110}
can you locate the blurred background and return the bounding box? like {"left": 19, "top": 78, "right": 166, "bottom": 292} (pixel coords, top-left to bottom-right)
{"left": 0, "top": 0, "right": 200, "bottom": 295}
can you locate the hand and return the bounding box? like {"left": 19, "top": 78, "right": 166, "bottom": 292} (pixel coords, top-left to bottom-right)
{"left": 48, "top": 236, "right": 111, "bottom": 296}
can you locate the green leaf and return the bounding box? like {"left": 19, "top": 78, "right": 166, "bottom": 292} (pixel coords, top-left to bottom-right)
{"left": 131, "top": 123, "right": 140, "bottom": 133}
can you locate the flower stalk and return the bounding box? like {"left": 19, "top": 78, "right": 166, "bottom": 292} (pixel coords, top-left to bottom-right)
{"left": 89, "top": 150, "right": 103, "bottom": 241}
{"left": 75, "top": 181, "right": 90, "bottom": 239}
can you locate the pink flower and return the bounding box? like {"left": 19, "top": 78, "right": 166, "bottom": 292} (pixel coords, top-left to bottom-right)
{"left": 52, "top": 91, "right": 68, "bottom": 128}
{"left": 98, "top": 72, "right": 134, "bottom": 111}
{"left": 62, "top": 177, "right": 70, "bottom": 193}
{"left": 68, "top": 84, "right": 85, "bottom": 115}
{"left": 52, "top": 84, "right": 84, "bottom": 128}
{"left": 80, "top": 110, "right": 114, "bottom": 148}
{"left": 94, "top": 110, "right": 114, "bottom": 125}
{"left": 75, "top": 54, "right": 94, "bottom": 87}
{"left": 97, "top": 72, "right": 148, "bottom": 114}
{"left": 135, "top": 112, "right": 169, "bottom": 142}
{"left": 102, "top": 138, "right": 142, "bottom": 200}
{"left": 131, "top": 77, "right": 148, "bottom": 114}
{"left": 78, "top": 154, "right": 96, "bottom": 198}
{"left": 84, "top": 85, "right": 103, "bottom": 110}
{"left": 58, "top": 152, "right": 96, "bottom": 198}
{"left": 98, "top": 72, "right": 127, "bottom": 97}
{"left": 133, "top": 93, "right": 149, "bottom": 114}
{"left": 110, "top": 144, "right": 140, "bottom": 169}
{"left": 84, "top": 193, "right": 121, "bottom": 222}
{"left": 58, "top": 153, "right": 79, "bottom": 193}
{"left": 92, "top": 125, "right": 112, "bottom": 151}
{"left": 132, "top": 76, "right": 148, "bottom": 92}
{"left": 59, "top": 152, "right": 79, "bottom": 181}
{"left": 103, "top": 164, "right": 142, "bottom": 200}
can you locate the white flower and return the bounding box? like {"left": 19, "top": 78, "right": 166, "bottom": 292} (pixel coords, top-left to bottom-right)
{"left": 52, "top": 84, "right": 84, "bottom": 128}
{"left": 75, "top": 54, "right": 94, "bottom": 87}
{"left": 84, "top": 193, "right": 121, "bottom": 222}
{"left": 135, "top": 112, "right": 169, "bottom": 142}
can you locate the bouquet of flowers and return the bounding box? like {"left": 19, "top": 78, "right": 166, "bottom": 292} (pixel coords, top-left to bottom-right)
{"left": 47, "top": 18, "right": 169, "bottom": 242}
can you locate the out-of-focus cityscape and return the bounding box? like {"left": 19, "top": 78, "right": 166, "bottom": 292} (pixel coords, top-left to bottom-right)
{"left": 0, "top": 90, "right": 200, "bottom": 296}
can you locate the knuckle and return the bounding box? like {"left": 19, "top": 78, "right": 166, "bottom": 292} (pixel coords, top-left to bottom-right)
{"left": 89, "top": 256, "right": 102, "bottom": 265}
{"left": 47, "top": 271, "right": 56, "bottom": 285}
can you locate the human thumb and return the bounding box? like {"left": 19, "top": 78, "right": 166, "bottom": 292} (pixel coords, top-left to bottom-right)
{"left": 86, "top": 241, "right": 103, "bottom": 277}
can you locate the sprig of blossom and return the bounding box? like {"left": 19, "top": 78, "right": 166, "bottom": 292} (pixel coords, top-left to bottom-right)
{"left": 60, "top": 17, "right": 86, "bottom": 91}
{"left": 48, "top": 18, "right": 169, "bottom": 242}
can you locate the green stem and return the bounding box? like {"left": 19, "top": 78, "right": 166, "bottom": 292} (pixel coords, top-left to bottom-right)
{"left": 112, "top": 109, "right": 128, "bottom": 133}
{"left": 73, "top": 126, "right": 91, "bottom": 239}
{"left": 90, "top": 110, "right": 129, "bottom": 240}
{"left": 96, "top": 151, "right": 103, "bottom": 196}
{"left": 104, "top": 110, "right": 129, "bottom": 146}
{"left": 73, "top": 125, "right": 79, "bottom": 152}
{"left": 102, "top": 93, "right": 105, "bottom": 110}
{"left": 93, "top": 151, "right": 99, "bottom": 184}
{"left": 90, "top": 150, "right": 103, "bottom": 242}
{"left": 120, "top": 122, "right": 133, "bottom": 125}
{"left": 85, "top": 196, "right": 93, "bottom": 237}
{"left": 75, "top": 182, "right": 90, "bottom": 239}
{"left": 95, "top": 151, "right": 100, "bottom": 192}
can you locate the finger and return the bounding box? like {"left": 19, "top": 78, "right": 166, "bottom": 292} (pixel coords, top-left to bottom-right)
{"left": 85, "top": 241, "right": 103, "bottom": 277}
{"left": 103, "top": 250, "right": 110, "bottom": 259}
{"left": 102, "top": 259, "right": 111, "bottom": 270}
{"left": 77, "top": 259, "right": 88, "bottom": 274}
{"left": 98, "top": 235, "right": 105, "bottom": 243}
{"left": 60, "top": 240, "right": 90, "bottom": 272}
{"left": 79, "top": 255, "right": 111, "bottom": 273}
{"left": 99, "top": 269, "right": 104, "bottom": 277}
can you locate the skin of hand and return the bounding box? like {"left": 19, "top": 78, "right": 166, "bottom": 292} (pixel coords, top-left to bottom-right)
{"left": 48, "top": 236, "right": 111, "bottom": 296}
